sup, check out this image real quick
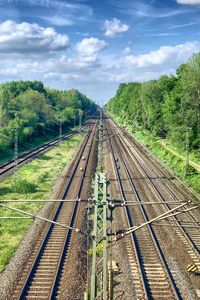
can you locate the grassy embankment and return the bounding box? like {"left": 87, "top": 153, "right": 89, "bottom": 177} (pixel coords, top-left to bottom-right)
{"left": 110, "top": 114, "right": 200, "bottom": 195}
{"left": 0, "top": 134, "right": 83, "bottom": 272}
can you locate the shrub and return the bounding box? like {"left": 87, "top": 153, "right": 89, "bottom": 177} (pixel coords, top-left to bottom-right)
{"left": 11, "top": 178, "right": 37, "bottom": 194}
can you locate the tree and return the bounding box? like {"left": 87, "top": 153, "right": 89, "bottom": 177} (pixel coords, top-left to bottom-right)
{"left": 0, "top": 80, "right": 96, "bottom": 157}
{"left": 106, "top": 52, "right": 200, "bottom": 150}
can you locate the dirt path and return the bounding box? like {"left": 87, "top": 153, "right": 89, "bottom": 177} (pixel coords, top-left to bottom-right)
{"left": 158, "top": 140, "right": 200, "bottom": 172}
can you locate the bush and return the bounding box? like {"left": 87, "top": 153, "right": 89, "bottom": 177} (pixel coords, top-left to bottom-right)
{"left": 11, "top": 178, "right": 37, "bottom": 194}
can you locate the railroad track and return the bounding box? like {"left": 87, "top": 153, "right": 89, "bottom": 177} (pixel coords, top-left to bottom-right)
{"left": 105, "top": 121, "right": 180, "bottom": 300}
{"left": 11, "top": 121, "right": 97, "bottom": 300}
{"left": 0, "top": 131, "right": 79, "bottom": 177}
{"left": 110, "top": 119, "right": 200, "bottom": 256}
{"left": 118, "top": 119, "right": 200, "bottom": 203}
{"left": 112, "top": 116, "right": 200, "bottom": 201}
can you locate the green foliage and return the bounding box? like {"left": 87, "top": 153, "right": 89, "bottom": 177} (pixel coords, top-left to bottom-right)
{"left": 0, "top": 80, "right": 96, "bottom": 158}
{"left": 88, "top": 242, "right": 104, "bottom": 257}
{"left": 106, "top": 52, "right": 200, "bottom": 152}
{"left": 11, "top": 178, "right": 37, "bottom": 193}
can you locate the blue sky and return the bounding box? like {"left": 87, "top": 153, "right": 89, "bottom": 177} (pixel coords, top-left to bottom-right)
{"left": 0, "top": 0, "right": 200, "bottom": 103}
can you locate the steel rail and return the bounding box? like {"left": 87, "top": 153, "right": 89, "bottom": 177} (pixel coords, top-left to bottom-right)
{"left": 0, "top": 132, "right": 77, "bottom": 176}
{"left": 105, "top": 122, "right": 181, "bottom": 300}
{"left": 105, "top": 124, "right": 149, "bottom": 299}
{"left": 113, "top": 122, "right": 200, "bottom": 254}
{"left": 17, "top": 123, "right": 96, "bottom": 299}
{"left": 109, "top": 115, "right": 200, "bottom": 202}
{"left": 0, "top": 113, "right": 91, "bottom": 173}
{"left": 49, "top": 124, "right": 96, "bottom": 299}
{"left": 118, "top": 120, "right": 199, "bottom": 205}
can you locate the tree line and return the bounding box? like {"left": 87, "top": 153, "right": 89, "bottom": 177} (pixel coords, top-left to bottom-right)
{"left": 106, "top": 53, "right": 200, "bottom": 151}
{"left": 0, "top": 80, "right": 96, "bottom": 154}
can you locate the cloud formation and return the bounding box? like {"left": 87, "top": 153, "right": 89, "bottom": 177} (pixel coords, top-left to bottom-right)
{"left": 2, "top": 39, "right": 198, "bottom": 83}
{"left": 1, "top": 0, "right": 90, "bottom": 11}
{"left": 0, "top": 38, "right": 200, "bottom": 102}
{"left": 0, "top": 20, "right": 69, "bottom": 53}
{"left": 176, "top": 0, "right": 200, "bottom": 4}
{"left": 113, "top": 1, "right": 190, "bottom": 18}
{"left": 104, "top": 18, "right": 129, "bottom": 37}
{"left": 169, "top": 22, "right": 197, "bottom": 29}
{"left": 122, "top": 42, "right": 200, "bottom": 69}
{"left": 76, "top": 37, "right": 107, "bottom": 56}
{"left": 103, "top": 41, "right": 200, "bottom": 84}
{"left": 42, "top": 15, "right": 74, "bottom": 26}
{"left": 1, "top": 0, "right": 93, "bottom": 26}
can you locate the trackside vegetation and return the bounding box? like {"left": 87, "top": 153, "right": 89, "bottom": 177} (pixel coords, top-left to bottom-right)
{"left": 0, "top": 80, "right": 96, "bottom": 161}
{"left": 106, "top": 53, "right": 200, "bottom": 193}
{"left": 0, "top": 135, "right": 82, "bottom": 272}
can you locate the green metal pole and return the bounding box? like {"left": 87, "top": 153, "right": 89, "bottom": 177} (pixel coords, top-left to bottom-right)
{"left": 102, "top": 174, "right": 107, "bottom": 300}
{"left": 87, "top": 114, "right": 108, "bottom": 300}
{"left": 90, "top": 174, "right": 99, "bottom": 299}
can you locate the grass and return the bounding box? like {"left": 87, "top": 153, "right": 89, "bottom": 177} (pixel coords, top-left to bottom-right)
{"left": 0, "top": 134, "right": 83, "bottom": 272}
{"left": 11, "top": 179, "right": 37, "bottom": 194}
{"left": 156, "top": 139, "right": 200, "bottom": 168}
{"left": 110, "top": 114, "right": 200, "bottom": 195}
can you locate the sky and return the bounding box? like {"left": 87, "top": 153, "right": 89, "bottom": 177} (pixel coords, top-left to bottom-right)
{"left": 0, "top": 0, "right": 200, "bottom": 103}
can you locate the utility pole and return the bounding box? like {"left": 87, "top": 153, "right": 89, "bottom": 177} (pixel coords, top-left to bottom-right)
{"left": 98, "top": 109, "right": 103, "bottom": 172}
{"left": 73, "top": 115, "right": 76, "bottom": 128}
{"left": 100, "top": 107, "right": 102, "bottom": 121}
{"left": 185, "top": 127, "right": 191, "bottom": 176}
{"left": 79, "top": 109, "right": 82, "bottom": 128}
{"left": 101, "top": 100, "right": 103, "bottom": 110}
{"left": 59, "top": 120, "right": 62, "bottom": 145}
{"left": 89, "top": 173, "right": 108, "bottom": 300}
{"left": 14, "top": 125, "right": 18, "bottom": 175}
{"left": 84, "top": 113, "right": 112, "bottom": 300}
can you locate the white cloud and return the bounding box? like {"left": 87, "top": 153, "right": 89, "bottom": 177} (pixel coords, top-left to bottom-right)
{"left": 123, "top": 42, "right": 200, "bottom": 68}
{"left": 103, "top": 18, "right": 129, "bottom": 37}
{"left": 1, "top": 0, "right": 89, "bottom": 10}
{"left": 42, "top": 15, "right": 74, "bottom": 26}
{"left": 113, "top": 1, "right": 190, "bottom": 18}
{"left": 169, "top": 22, "right": 197, "bottom": 29}
{"left": 0, "top": 20, "right": 69, "bottom": 53}
{"left": 0, "top": 38, "right": 200, "bottom": 103}
{"left": 123, "top": 46, "right": 132, "bottom": 54}
{"left": 75, "top": 37, "right": 107, "bottom": 56}
{"left": 101, "top": 41, "right": 200, "bottom": 87}
{"left": 145, "top": 33, "right": 179, "bottom": 37}
{"left": 1, "top": 0, "right": 93, "bottom": 25}
{"left": 176, "top": 0, "right": 200, "bottom": 4}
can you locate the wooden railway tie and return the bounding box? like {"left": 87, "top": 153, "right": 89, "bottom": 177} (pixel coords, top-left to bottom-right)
{"left": 187, "top": 264, "right": 198, "bottom": 273}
